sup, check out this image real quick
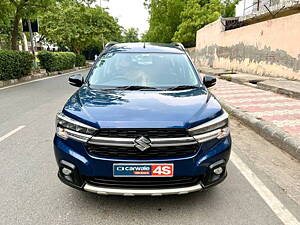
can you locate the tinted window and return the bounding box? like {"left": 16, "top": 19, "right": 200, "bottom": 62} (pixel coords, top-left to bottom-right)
{"left": 88, "top": 53, "right": 199, "bottom": 88}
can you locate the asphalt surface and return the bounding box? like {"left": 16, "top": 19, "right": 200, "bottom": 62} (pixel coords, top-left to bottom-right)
{"left": 0, "top": 69, "right": 299, "bottom": 225}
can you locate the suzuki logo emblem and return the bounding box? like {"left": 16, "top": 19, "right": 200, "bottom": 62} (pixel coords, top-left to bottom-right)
{"left": 134, "top": 136, "right": 151, "bottom": 151}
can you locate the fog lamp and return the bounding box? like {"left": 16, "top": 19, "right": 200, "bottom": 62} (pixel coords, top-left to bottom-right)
{"left": 213, "top": 167, "right": 223, "bottom": 175}
{"left": 62, "top": 167, "right": 72, "bottom": 176}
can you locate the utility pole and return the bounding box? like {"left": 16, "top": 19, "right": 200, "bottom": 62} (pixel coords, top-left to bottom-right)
{"left": 27, "top": 20, "right": 35, "bottom": 55}
{"left": 27, "top": 19, "right": 37, "bottom": 67}
{"left": 99, "top": 0, "right": 109, "bottom": 49}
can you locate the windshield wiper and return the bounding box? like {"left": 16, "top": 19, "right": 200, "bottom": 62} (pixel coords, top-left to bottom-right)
{"left": 167, "top": 85, "right": 199, "bottom": 91}
{"left": 114, "top": 85, "right": 161, "bottom": 90}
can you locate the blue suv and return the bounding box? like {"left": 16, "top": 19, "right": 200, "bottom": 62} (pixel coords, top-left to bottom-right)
{"left": 54, "top": 42, "right": 231, "bottom": 196}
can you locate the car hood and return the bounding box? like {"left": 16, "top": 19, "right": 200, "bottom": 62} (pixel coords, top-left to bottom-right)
{"left": 63, "top": 86, "right": 223, "bottom": 129}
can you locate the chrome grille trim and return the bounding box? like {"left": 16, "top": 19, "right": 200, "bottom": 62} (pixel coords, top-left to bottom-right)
{"left": 87, "top": 129, "right": 224, "bottom": 147}
{"left": 151, "top": 137, "right": 197, "bottom": 147}
{"left": 88, "top": 136, "right": 197, "bottom": 147}
{"left": 63, "top": 128, "right": 227, "bottom": 146}
{"left": 88, "top": 136, "right": 135, "bottom": 147}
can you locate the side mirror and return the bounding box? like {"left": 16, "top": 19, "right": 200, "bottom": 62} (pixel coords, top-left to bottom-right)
{"left": 69, "top": 74, "right": 84, "bottom": 87}
{"left": 203, "top": 75, "right": 216, "bottom": 88}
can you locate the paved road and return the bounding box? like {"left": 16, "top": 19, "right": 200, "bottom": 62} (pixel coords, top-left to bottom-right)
{"left": 0, "top": 70, "right": 299, "bottom": 225}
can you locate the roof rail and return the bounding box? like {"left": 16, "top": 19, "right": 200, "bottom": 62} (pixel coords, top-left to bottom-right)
{"left": 104, "top": 41, "right": 118, "bottom": 50}
{"left": 171, "top": 42, "right": 185, "bottom": 51}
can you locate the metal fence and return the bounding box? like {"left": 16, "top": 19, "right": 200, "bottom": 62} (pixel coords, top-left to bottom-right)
{"left": 242, "top": 0, "right": 298, "bottom": 16}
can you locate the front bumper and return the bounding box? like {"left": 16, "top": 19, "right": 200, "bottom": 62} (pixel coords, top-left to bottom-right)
{"left": 54, "top": 134, "right": 231, "bottom": 195}
{"left": 84, "top": 183, "right": 203, "bottom": 196}
{"left": 81, "top": 169, "right": 227, "bottom": 196}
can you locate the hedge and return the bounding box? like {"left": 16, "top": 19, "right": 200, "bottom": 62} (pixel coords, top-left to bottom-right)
{"left": 75, "top": 54, "right": 86, "bottom": 67}
{"left": 0, "top": 50, "right": 34, "bottom": 80}
{"left": 38, "top": 51, "right": 76, "bottom": 72}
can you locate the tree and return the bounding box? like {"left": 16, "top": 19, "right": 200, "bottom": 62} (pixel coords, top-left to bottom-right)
{"left": 39, "top": 1, "right": 122, "bottom": 54}
{"left": 144, "top": 0, "right": 239, "bottom": 47}
{"left": 172, "top": 0, "right": 225, "bottom": 47}
{"left": 123, "top": 28, "right": 139, "bottom": 42}
{"left": 0, "top": 1, "right": 14, "bottom": 49}
{"left": 223, "top": 0, "right": 240, "bottom": 17}
{"left": 143, "top": 0, "right": 186, "bottom": 43}
{"left": 0, "top": 0, "right": 57, "bottom": 50}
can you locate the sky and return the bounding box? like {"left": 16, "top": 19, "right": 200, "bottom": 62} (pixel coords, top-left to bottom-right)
{"left": 98, "top": 0, "right": 250, "bottom": 35}
{"left": 100, "top": 0, "right": 150, "bottom": 35}
{"left": 235, "top": 0, "right": 254, "bottom": 17}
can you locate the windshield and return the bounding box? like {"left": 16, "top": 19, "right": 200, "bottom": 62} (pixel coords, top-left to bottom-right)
{"left": 88, "top": 53, "right": 200, "bottom": 89}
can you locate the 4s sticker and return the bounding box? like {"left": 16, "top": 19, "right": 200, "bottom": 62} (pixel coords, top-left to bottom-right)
{"left": 113, "top": 164, "right": 174, "bottom": 177}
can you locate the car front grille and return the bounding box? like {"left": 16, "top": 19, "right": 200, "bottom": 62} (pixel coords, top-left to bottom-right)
{"left": 85, "top": 176, "right": 200, "bottom": 188}
{"left": 86, "top": 144, "right": 200, "bottom": 159}
{"left": 94, "top": 128, "right": 189, "bottom": 138}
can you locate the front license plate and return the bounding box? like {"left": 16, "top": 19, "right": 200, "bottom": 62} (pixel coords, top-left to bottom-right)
{"left": 113, "top": 164, "right": 174, "bottom": 177}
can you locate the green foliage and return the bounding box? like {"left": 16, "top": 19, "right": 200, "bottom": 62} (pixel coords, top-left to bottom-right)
{"left": 75, "top": 55, "right": 86, "bottom": 67}
{"left": 0, "top": 19, "right": 12, "bottom": 49}
{"left": 143, "top": 0, "right": 186, "bottom": 43}
{"left": 0, "top": 0, "right": 12, "bottom": 21}
{"left": 1, "top": 0, "right": 57, "bottom": 50}
{"left": 37, "top": 51, "right": 76, "bottom": 72}
{"left": 123, "top": 28, "right": 139, "bottom": 43}
{"left": 82, "top": 46, "right": 101, "bottom": 60}
{"left": 39, "top": 1, "right": 122, "bottom": 54}
{"left": 144, "top": 0, "right": 239, "bottom": 47}
{"left": 0, "top": 1, "right": 14, "bottom": 49}
{"left": 173, "top": 0, "right": 224, "bottom": 47}
{"left": 223, "top": 0, "right": 240, "bottom": 17}
{"left": 0, "top": 50, "right": 34, "bottom": 80}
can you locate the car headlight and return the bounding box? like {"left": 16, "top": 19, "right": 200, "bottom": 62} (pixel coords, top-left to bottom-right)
{"left": 56, "top": 112, "right": 97, "bottom": 141}
{"left": 188, "top": 111, "right": 230, "bottom": 141}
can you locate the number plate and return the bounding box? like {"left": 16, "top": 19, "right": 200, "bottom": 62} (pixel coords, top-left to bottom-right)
{"left": 113, "top": 164, "right": 174, "bottom": 177}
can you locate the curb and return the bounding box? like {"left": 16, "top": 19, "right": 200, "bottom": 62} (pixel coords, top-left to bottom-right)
{"left": 257, "top": 82, "right": 300, "bottom": 100}
{"left": 219, "top": 99, "right": 300, "bottom": 161}
{"left": 217, "top": 75, "right": 300, "bottom": 101}
{"left": 200, "top": 68, "right": 300, "bottom": 101}
{"left": 198, "top": 68, "right": 235, "bottom": 76}
{"left": 0, "top": 65, "right": 91, "bottom": 89}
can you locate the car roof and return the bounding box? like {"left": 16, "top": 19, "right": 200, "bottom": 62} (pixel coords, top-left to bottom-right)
{"left": 105, "top": 42, "right": 185, "bottom": 54}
